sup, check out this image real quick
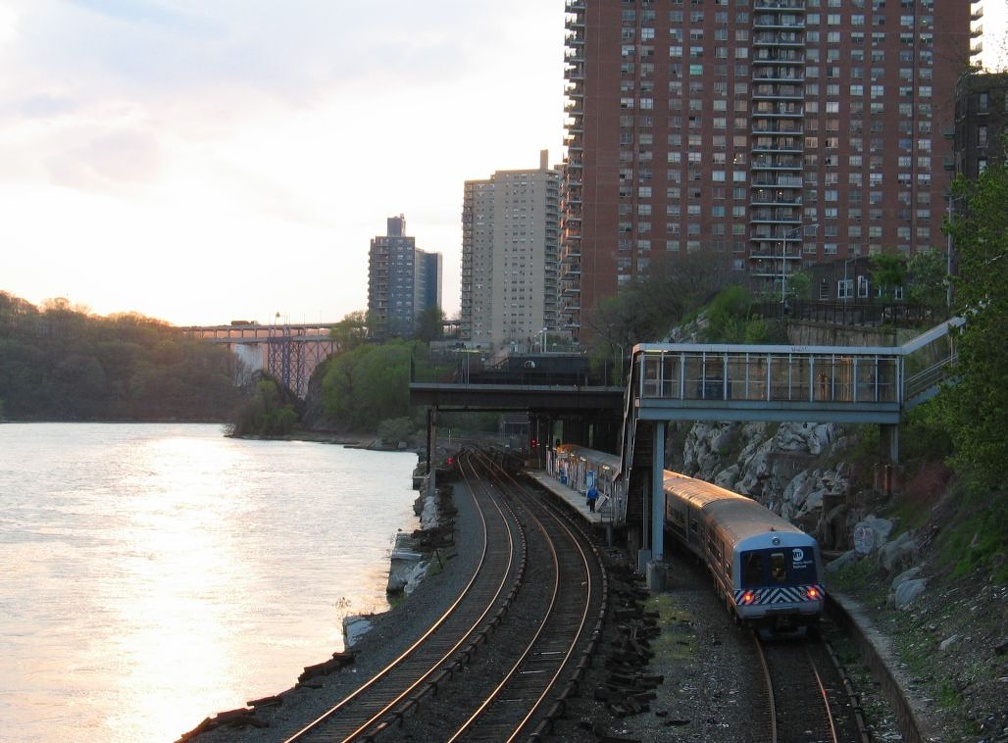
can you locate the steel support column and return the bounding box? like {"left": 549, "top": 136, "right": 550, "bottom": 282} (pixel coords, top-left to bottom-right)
{"left": 651, "top": 420, "right": 666, "bottom": 562}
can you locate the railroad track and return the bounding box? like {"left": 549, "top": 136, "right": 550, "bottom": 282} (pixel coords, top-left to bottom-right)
{"left": 283, "top": 446, "right": 607, "bottom": 742}
{"left": 755, "top": 630, "right": 870, "bottom": 743}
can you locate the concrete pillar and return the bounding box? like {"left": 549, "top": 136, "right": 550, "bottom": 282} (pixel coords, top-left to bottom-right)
{"left": 427, "top": 407, "right": 437, "bottom": 497}
{"left": 651, "top": 421, "right": 666, "bottom": 562}
{"left": 880, "top": 423, "right": 899, "bottom": 463}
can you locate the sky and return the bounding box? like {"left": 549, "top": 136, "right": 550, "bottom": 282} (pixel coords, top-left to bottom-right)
{"left": 1, "top": 2, "right": 1005, "bottom": 328}
{"left": 0, "top": 0, "right": 567, "bottom": 326}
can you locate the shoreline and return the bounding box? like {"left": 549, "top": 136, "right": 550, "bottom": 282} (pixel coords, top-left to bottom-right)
{"left": 178, "top": 472, "right": 456, "bottom": 742}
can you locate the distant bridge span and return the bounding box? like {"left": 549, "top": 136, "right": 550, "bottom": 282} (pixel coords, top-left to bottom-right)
{"left": 183, "top": 323, "right": 338, "bottom": 398}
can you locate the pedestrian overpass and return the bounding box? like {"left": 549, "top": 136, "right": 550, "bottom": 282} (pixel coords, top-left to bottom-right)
{"left": 616, "top": 318, "right": 962, "bottom": 566}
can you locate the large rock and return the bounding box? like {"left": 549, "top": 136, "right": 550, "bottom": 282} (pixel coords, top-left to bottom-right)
{"left": 852, "top": 516, "right": 895, "bottom": 555}
{"left": 774, "top": 422, "right": 836, "bottom": 455}
{"left": 890, "top": 567, "right": 926, "bottom": 609}
{"left": 879, "top": 531, "right": 919, "bottom": 574}
{"left": 826, "top": 549, "right": 862, "bottom": 573}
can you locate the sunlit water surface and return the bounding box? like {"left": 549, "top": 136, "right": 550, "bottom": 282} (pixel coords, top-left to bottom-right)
{"left": 0, "top": 423, "right": 419, "bottom": 743}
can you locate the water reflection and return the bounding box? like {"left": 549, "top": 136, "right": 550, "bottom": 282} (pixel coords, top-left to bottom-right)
{"left": 0, "top": 424, "right": 417, "bottom": 743}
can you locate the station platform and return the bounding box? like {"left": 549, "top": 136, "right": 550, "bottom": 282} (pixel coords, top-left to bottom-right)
{"left": 526, "top": 469, "right": 611, "bottom": 529}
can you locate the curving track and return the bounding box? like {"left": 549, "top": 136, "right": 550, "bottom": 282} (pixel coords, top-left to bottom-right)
{"left": 283, "top": 446, "right": 607, "bottom": 742}
{"left": 755, "top": 632, "right": 870, "bottom": 743}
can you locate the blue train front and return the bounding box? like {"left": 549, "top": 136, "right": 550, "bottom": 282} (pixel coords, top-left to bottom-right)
{"left": 663, "top": 471, "right": 825, "bottom": 633}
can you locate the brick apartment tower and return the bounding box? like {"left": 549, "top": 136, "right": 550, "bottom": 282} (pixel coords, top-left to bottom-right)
{"left": 461, "top": 150, "right": 561, "bottom": 352}
{"left": 560, "top": 0, "right": 980, "bottom": 344}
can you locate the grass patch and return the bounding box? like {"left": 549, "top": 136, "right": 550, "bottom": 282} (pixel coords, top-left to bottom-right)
{"left": 935, "top": 478, "right": 1008, "bottom": 580}
{"left": 647, "top": 592, "right": 697, "bottom": 662}
{"left": 827, "top": 556, "right": 887, "bottom": 599}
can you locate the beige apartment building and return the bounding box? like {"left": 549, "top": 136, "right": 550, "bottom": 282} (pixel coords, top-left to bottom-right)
{"left": 461, "top": 151, "right": 561, "bottom": 353}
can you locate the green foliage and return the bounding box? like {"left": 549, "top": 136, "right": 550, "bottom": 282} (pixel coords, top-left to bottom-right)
{"left": 0, "top": 292, "right": 243, "bottom": 421}
{"left": 414, "top": 305, "right": 446, "bottom": 344}
{"left": 938, "top": 477, "right": 1008, "bottom": 581}
{"left": 869, "top": 253, "right": 907, "bottom": 299}
{"left": 703, "top": 286, "right": 769, "bottom": 343}
{"left": 377, "top": 417, "right": 418, "bottom": 447}
{"left": 899, "top": 402, "right": 954, "bottom": 469}
{"left": 321, "top": 339, "right": 425, "bottom": 431}
{"left": 229, "top": 379, "right": 300, "bottom": 437}
{"left": 329, "top": 311, "right": 370, "bottom": 353}
{"left": 937, "top": 162, "right": 1008, "bottom": 487}
{"left": 906, "top": 249, "right": 950, "bottom": 317}
{"left": 587, "top": 250, "right": 739, "bottom": 346}
{"left": 787, "top": 269, "right": 811, "bottom": 301}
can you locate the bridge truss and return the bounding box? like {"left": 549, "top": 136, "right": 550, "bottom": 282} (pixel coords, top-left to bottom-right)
{"left": 184, "top": 323, "right": 338, "bottom": 399}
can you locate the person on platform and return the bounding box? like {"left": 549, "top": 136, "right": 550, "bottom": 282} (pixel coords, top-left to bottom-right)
{"left": 586, "top": 485, "right": 598, "bottom": 513}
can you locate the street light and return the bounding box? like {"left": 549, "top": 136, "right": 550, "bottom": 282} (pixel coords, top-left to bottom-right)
{"left": 781, "top": 222, "right": 819, "bottom": 315}
{"left": 843, "top": 257, "right": 857, "bottom": 303}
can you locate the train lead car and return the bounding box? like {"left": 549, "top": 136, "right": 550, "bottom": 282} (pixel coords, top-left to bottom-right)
{"left": 663, "top": 470, "right": 825, "bottom": 633}
{"left": 547, "top": 445, "right": 825, "bottom": 634}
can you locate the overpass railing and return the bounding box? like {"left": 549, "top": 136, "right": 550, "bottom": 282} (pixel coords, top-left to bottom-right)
{"left": 633, "top": 343, "right": 902, "bottom": 406}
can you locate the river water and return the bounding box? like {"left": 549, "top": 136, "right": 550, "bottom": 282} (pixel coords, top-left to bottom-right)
{"left": 0, "top": 423, "right": 420, "bottom": 743}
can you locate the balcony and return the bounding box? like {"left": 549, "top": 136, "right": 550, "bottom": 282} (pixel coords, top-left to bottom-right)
{"left": 753, "top": 0, "right": 805, "bottom": 9}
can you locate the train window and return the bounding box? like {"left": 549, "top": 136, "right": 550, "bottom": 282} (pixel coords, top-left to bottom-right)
{"left": 742, "top": 552, "right": 762, "bottom": 587}
{"left": 770, "top": 552, "right": 787, "bottom": 582}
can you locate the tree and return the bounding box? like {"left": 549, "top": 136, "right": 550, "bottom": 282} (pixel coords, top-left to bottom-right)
{"left": 870, "top": 253, "right": 907, "bottom": 300}
{"left": 415, "top": 305, "right": 445, "bottom": 344}
{"left": 587, "top": 251, "right": 739, "bottom": 347}
{"left": 704, "top": 286, "right": 769, "bottom": 343}
{"left": 320, "top": 339, "right": 422, "bottom": 431}
{"left": 939, "top": 162, "right": 1008, "bottom": 485}
{"left": 330, "top": 311, "right": 370, "bottom": 353}
{"left": 906, "top": 248, "right": 950, "bottom": 318}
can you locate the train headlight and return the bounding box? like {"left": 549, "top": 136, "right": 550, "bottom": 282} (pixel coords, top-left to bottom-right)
{"left": 805, "top": 586, "right": 821, "bottom": 600}
{"left": 740, "top": 590, "right": 756, "bottom": 605}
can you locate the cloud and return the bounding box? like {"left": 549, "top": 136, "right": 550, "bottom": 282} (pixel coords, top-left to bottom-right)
{"left": 0, "top": 0, "right": 567, "bottom": 325}
{"left": 45, "top": 127, "right": 163, "bottom": 190}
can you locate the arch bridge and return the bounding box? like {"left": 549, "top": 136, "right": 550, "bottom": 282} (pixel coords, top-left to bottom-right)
{"left": 183, "top": 323, "right": 338, "bottom": 399}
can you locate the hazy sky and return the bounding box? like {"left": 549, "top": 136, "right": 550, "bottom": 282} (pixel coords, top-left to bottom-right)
{"left": 1, "top": 1, "right": 1004, "bottom": 328}
{"left": 0, "top": 0, "right": 566, "bottom": 326}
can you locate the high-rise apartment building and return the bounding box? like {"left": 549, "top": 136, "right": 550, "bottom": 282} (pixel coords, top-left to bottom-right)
{"left": 461, "top": 150, "right": 561, "bottom": 352}
{"left": 953, "top": 71, "right": 1008, "bottom": 180}
{"left": 560, "top": 0, "right": 980, "bottom": 343}
{"left": 368, "top": 215, "right": 442, "bottom": 339}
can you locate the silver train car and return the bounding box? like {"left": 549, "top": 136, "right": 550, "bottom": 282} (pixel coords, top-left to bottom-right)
{"left": 548, "top": 445, "right": 824, "bottom": 632}
{"left": 664, "top": 470, "right": 825, "bottom": 632}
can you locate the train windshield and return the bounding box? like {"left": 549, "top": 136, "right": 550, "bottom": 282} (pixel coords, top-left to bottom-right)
{"left": 740, "top": 547, "right": 818, "bottom": 588}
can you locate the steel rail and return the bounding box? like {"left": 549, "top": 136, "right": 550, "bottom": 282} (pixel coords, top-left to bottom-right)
{"left": 443, "top": 447, "right": 604, "bottom": 741}
{"left": 283, "top": 451, "right": 522, "bottom": 742}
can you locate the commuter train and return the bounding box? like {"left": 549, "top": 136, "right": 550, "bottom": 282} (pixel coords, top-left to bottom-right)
{"left": 549, "top": 445, "right": 825, "bottom": 633}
